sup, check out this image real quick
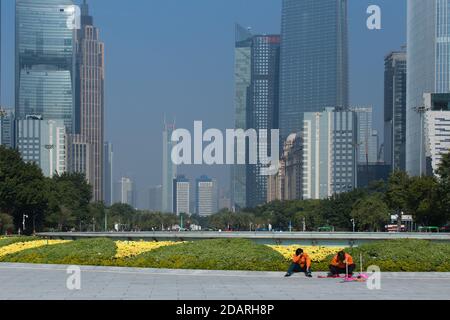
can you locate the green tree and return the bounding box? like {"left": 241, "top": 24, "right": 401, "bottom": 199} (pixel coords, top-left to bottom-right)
{"left": 407, "top": 176, "right": 443, "bottom": 226}
{"left": 351, "top": 194, "right": 390, "bottom": 231}
{"left": 0, "top": 146, "right": 48, "bottom": 234}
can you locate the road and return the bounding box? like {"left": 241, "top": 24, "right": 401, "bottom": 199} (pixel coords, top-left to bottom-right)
{"left": 0, "top": 263, "right": 449, "bottom": 300}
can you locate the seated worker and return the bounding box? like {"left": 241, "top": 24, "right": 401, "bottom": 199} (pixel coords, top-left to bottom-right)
{"left": 285, "top": 248, "right": 312, "bottom": 278}
{"left": 328, "top": 250, "right": 356, "bottom": 277}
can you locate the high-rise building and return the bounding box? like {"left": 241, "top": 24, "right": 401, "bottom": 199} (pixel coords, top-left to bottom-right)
{"left": 15, "top": 0, "right": 75, "bottom": 131}
{"left": 17, "top": 118, "right": 66, "bottom": 177}
{"left": 231, "top": 25, "right": 280, "bottom": 209}
{"left": 279, "top": 0, "right": 349, "bottom": 143}
{"left": 148, "top": 185, "right": 162, "bottom": 212}
{"left": 74, "top": 0, "right": 105, "bottom": 202}
{"left": 173, "top": 175, "right": 190, "bottom": 215}
{"left": 423, "top": 93, "right": 450, "bottom": 175}
{"left": 384, "top": 50, "right": 407, "bottom": 171}
{"left": 195, "top": 176, "right": 218, "bottom": 217}
{"left": 267, "top": 133, "right": 302, "bottom": 202}
{"left": 120, "top": 177, "right": 135, "bottom": 208}
{"left": 406, "top": 0, "right": 450, "bottom": 176}
{"left": 0, "top": 108, "right": 15, "bottom": 148}
{"left": 103, "top": 142, "right": 113, "bottom": 206}
{"left": 352, "top": 107, "right": 379, "bottom": 164}
{"left": 162, "top": 120, "right": 177, "bottom": 213}
{"left": 302, "top": 108, "right": 357, "bottom": 199}
{"left": 0, "top": 0, "right": 2, "bottom": 105}
{"left": 230, "top": 24, "right": 252, "bottom": 210}
{"left": 66, "top": 134, "right": 91, "bottom": 178}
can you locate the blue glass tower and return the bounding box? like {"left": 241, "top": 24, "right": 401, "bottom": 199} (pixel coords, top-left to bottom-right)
{"left": 15, "top": 0, "right": 75, "bottom": 132}
{"left": 279, "top": 0, "right": 349, "bottom": 142}
{"left": 406, "top": 0, "right": 450, "bottom": 176}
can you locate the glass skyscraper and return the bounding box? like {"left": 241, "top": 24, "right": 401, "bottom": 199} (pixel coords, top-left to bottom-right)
{"left": 162, "top": 120, "right": 177, "bottom": 213}
{"left": 231, "top": 25, "right": 280, "bottom": 209}
{"left": 279, "top": 0, "right": 348, "bottom": 143}
{"left": 15, "top": 0, "right": 75, "bottom": 131}
{"left": 230, "top": 24, "right": 252, "bottom": 210}
{"left": 384, "top": 50, "right": 407, "bottom": 171}
{"left": 407, "top": 0, "right": 450, "bottom": 176}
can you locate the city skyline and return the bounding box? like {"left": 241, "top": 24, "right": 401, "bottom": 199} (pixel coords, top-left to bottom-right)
{"left": 1, "top": 0, "right": 407, "bottom": 196}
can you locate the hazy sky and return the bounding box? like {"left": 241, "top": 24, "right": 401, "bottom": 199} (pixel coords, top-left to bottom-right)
{"left": 1, "top": 0, "right": 406, "bottom": 207}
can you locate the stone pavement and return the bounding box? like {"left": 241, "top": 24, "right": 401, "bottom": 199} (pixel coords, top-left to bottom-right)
{"left": 0, "top": 263, "right": 449, "bottom": 300}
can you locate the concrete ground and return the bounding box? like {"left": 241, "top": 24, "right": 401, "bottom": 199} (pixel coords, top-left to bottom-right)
{"left": 0, "top": 263, "right": 449, "bottom": 300}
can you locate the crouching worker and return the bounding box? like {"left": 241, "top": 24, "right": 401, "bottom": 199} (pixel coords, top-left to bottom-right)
{"left": 328, "top": 250, "right": 356, "bottom": 277}
{"left": 285, "top": 248, "right": 312, "bottom": 278}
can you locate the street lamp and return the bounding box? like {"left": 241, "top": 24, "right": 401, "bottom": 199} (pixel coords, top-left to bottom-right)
{"left": 22, "top": 214, "right": 29, "bottom": 232}
{"left": 350, "top": 219, "right": 356, "bottom": 233}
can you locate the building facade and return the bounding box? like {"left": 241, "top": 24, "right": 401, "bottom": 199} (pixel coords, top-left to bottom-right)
{"left": 120, "top": 177, "right": 135, "bottom": 208}
{"left": 246, "top": 34, "right": 280, "bottom": 208}
{"left": 148, "top": 185, "right": 162, "bottom": 212}
{"left": 279, "top": 0, "right": 349, "bottom": 143}
{"left": 15, "top": 0, "right": 75, "bottom": 132}
{"left": 103, "top": 142, "right": 113, "bottom": 206}
{"left": 424, "top": 93, "right": 450, "bottom": 175}
{"left": 0, "top": 108, "right": 15, "bottom": 148}
{"left": 74, "top": 0, "right": 105, "bottom": 202}
{"left": 162, "top": 120, "right": 177, "bottom": 213}
{"left": 230, "top": 24, "right": 252, "bottom": 210}
{"left": 195, "top": 176, "right": 218, "bottom": 217}
{"left": 384, "top": 50, "right": 407, "bottom": 171}
{"left": 302, "top": 108, "right": 357, "bottom": 200}
{"left": 407, "top": 0, "right": 450, "bottom": 175}
{"left": 173, "top": 175, "right": 190, "bottom": 215}
{"left": 352, "top": 107, "right": 379, "bottom": 164}
{"left": 17, "top": 118, "right": 66, "bottom": 177}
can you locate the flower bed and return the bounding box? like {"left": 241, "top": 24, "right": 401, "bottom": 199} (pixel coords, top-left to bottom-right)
{"left": 267, "top": 245, "right": 344, "bottom": 262}
{"left": 0, "top": 240, "right": 70, "bottom": 258}
{"left": 115, "top": 240, "right": 184, "bottom": 259}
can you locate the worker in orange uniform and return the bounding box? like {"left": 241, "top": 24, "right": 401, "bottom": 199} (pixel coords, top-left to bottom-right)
{"left": 328, "top": 250, "right": 356, "bottom": 277}
{"left": 285, "top": 248, "right": 312, "bottom": 277}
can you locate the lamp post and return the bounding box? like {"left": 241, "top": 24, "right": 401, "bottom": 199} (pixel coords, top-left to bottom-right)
{"left": 22, "top": 214, "right": 29, "bottom": 232}
{"left": 350, "top": 219, "right": 356, "bottom": 233}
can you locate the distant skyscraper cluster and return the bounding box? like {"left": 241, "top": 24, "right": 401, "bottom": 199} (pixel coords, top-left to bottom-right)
{"left": 9, "top": 0, "right": 109, "bottom": 203}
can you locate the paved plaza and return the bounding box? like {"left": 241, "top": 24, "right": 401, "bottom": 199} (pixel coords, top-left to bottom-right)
{"left": 0, "top": 263, "right": 449, "bottom": 300}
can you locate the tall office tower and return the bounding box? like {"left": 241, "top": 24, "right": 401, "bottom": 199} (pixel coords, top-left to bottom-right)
{"left": 384, "top": 50, "right": 407, "bottom": 171}
{"left": 120, "top": 177, "right": 135, "bottom": 208}
{"left": 162, "top": 120, "right": 177, "bottom": 213}
{"left": 230, "top": 24, "right": 252, "bottom": 211}
{"left": 352, "top": 107, "right": 379, "bottom": 164}
{"left": 196, "top": 176, "right": 218, "bottom": 217}
{"left": 0, "top": 109, "right": 15, "bottom": 148}
{"left": 17, "top": 118, "right": 66, "bottom": 177}
{"left": 148, "top": 185, "right": 162, "bottom": 212}
{"left": 230, "top": 25, "right": 280, "bottom": 209}
{"left": 279, "top": 0, "right": 349, "bottom": 143}
{"left": 423, "top": 93, "right": 450, "bottom": 175}
{"left": 66, "top": 134, "right": 91, "bottom": 177}
{"left": 74, "top": 0, "right": 105, "bottom": 202}
{"left": 0, "top": 0, "right": 2, "bottom": 105}
{"left": 16, "top": 0, "right": 75, "bottom": 131}
{"left": 173, "top": 175, "right": 190, "bottom": 215}
{"left": 407, "top": 0, "right": 450, "bottom": 176}
{"left": 302, "top": 108, "right": 357, "bottom": 199}
{"left": 103, "top": 142, "right": 113, "bottom": 206}
{"left": 246, "top": 34, "right": 280, "bottom": 208}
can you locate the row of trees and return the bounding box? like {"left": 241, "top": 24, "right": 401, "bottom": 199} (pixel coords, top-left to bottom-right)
{"left": 1, "top": 145, "right": 449, "bottom": 234}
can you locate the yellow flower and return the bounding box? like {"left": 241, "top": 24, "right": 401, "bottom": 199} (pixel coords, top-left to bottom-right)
{"left": 115, "top": 240, "right": 184, "bottom": 259}
{"left": 267, "top": 245, "right": 345, "bottom": 262}
{"left": 0, "top": 240, "right": 70, "bottom": 258}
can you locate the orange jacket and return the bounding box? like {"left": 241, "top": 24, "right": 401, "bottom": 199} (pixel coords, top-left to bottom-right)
{"left": 292, "top": 253, "right": 311, "bottom": 269}
{"left": 331, "top": 253, "right": 354, "bottom": 269}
